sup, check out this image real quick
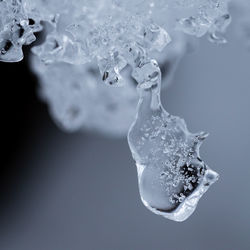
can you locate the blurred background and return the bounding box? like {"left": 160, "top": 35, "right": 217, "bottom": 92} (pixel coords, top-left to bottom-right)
{"left": 0, "top": 23, "right": 250, "bottom": 250}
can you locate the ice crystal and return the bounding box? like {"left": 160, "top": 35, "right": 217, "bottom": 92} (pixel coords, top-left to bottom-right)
{"left": 0, "top": 0, "right": 41, "bottom": 62}
{"left": 2, "top": 0, "right": 248, "bottom": 221}
{"left": 1, "top": 0, "right": 231, "bottom": 64}
{"left": 31, "top": 57, "right": 138, "bottom": 135}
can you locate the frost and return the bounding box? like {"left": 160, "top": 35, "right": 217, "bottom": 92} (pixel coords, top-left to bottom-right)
{"left": 1, "top": 0, "right": 248, "bottom": 221}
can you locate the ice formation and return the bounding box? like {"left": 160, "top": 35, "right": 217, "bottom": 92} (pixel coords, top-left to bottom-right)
{"left": 127, "top": 54, "right": 219, "bottom": 221}
{"left": 1, "top": 0, "right": 248, "bottom": 221}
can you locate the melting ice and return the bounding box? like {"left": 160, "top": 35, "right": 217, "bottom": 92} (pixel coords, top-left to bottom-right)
{"left": 128, "top": 53, "right": 219, "bottom": 221}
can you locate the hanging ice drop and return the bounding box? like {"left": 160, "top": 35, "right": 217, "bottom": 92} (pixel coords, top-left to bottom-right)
{"left": 128, "top": 56, "right": 219, "bottom": 222}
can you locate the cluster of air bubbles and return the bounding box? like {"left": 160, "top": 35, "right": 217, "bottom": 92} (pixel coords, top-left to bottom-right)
{"left": 0, "top": 0, "right": 249, "bottom": 221}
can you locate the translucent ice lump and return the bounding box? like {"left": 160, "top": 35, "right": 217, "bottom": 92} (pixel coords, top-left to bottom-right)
{"left": 0, "top": 0, "right": 42, "bottom": 62}
{"left": 127, "top": 45, "right": 218, "bottom": 221}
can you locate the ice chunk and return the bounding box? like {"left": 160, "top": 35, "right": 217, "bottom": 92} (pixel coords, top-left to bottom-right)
{"left": 30, "top": 56, "right": 138, "bottom": 136}
{"left": 0, "top": 0, "right": 41, "bottom": 62}
{"left": 128, "top": 54, "right": 219, "bottom": 222}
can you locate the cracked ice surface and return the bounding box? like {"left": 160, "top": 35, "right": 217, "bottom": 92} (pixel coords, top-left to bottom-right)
{"left": 0, "top": 0, "right": 244, "bottom": 221}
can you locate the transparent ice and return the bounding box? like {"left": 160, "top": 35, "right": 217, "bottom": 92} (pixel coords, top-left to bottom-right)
{"left": 1, "top": 0, "right": 249, "bottom": 221}
{"left": 231, "top": 0, "right": 250, "bottom": 49}
{"left": 127, "top": 52, "right": 218, "bottom": 221}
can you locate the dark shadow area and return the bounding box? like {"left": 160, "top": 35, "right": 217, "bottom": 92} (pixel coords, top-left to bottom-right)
{"left": 0, "top": 46, "right": 50, "bottom": 223}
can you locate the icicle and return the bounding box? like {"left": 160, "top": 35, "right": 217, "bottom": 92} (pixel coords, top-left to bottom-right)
{"left": 127, "top": 49, "right": 219, "bottom": 222}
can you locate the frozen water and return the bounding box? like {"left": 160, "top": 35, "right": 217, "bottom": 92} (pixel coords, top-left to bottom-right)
{"left": 30, "top": 30, "right": 188, "bottom": 134}
{"left": 2, "top": 0, "right": 249, "bottom": 221}
{"left": 127, "top": 48, "right": 219, "bottom": 221}
{"left": 1, "top": 0, "right": 231, "bottom": 64}
{"left": 31, "top": 56, "right": 138, "bottom": 135}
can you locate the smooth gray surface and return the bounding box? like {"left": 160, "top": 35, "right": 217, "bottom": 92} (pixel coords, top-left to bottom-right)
{"left": 1, "top": 28, "right": 250, "bottom": 250}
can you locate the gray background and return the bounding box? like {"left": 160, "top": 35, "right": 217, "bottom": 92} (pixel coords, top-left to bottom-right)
{"left": 1, "top": 27, "right": 250, "bottom": 250}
